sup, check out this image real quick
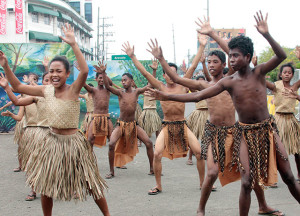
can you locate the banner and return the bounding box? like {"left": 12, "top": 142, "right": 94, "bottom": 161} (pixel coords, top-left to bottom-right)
{"left": 15, "top": 0, "right": 23, "bottom": 34}
{"left": 0, "top": 0, "right": 6, "bottom": 35}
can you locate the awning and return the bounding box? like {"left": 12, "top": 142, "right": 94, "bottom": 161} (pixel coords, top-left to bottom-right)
{"left": 28, "top": 4, "right": 59, "bottom": 17}
{"left": 29, "top": 31, "right": 62, "bottom": 42}
{"left": 58, "top": 12, "right": 73, "bottom": 22}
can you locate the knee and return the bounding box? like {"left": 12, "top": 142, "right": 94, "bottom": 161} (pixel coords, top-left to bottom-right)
{"left": 145, "top": 140, "right": 153, "bottom": 149}
{"left": 206, "top": 168, "right": 218, "bottom": 181}
{"left": 153, "top": 151, "right": 162, "bottom": 161}
{"left": 108, "top": 143, "right": 116, "bottom": 151}
{"left": 281, "top": 172, "right": 295, "bottom": 185}
{"left": 240, "top": 176, "right": 252, "bottom": 192}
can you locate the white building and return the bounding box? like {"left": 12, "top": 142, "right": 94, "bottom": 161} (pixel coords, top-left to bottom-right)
{"left": 0, "top": 0, "right": 93, "bottom": 60}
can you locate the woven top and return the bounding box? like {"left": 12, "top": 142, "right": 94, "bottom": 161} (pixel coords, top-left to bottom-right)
{"left": 143, "top": 95, "right": 156, "bottom": 109}
{"left": 83, "top": 93, "right": 94, "bottom": 113}
{"left": 23, "top": 95, "right": 38, "bottom": 127}
{"left": 274, "top": 80, "right": 296, "bottom": 113}
{"left": 195, "top": 100, "right": 208, "bottom": 109}
{"left": 36, "top": 97, "right": 49, "bottom": 127}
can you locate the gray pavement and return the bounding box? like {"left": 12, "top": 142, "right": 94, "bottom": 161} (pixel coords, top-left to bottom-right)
{"left": 0, "top": 133, "right": 299, "bottom": 216}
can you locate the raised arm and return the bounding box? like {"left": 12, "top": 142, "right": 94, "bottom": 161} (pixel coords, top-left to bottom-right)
{"left": 201, "top": 55, "right": 211, "bottom": 81}
{"left": 292, "top": 47, "right": 300, "bottom": 89}
{"left": 1, "top": 106, "right": 24, "bottom": 121}
{"left": 122, "top": 42, "right": 163, "bottom": 90}
{"left": 42, "top": 56, "right": 49, "bottom": 73}
{"left": 147, "top": 39, "right": 207, "bottom": 91}
{"left": 253, "top": 11, "right": 286, "bottom": 75}
{"left": 103, "top": 72, "right": 121, "bottom": 96}
{"left": 137, "top": 84, "right": 150, "bottom": 95}
{"left": 196, "top": 17, "right": 230, "bottom": 54}
{"left": 83, "top": 83, "right": 93, "bottom": 93}
{"left": 184, "top": 34, "right": 207, "bottom": 79}
{"left": 0, "top": 95, "right": 21, "bottom": 111}
{"left": 146, "top": 78, "right": 226, "bottom": 103}
{"left": 0, "top": 51, "right": 44, "bottom": 96}
{"left": 60, "top": 24, "right": 88, "bottom": 94}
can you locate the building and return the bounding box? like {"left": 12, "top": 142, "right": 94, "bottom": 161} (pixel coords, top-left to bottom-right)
{"left": 68, "top": 0, "right": 92, "bottom": 24}
{"left": 0, "top": 0, "right": 93, "bottom": 60}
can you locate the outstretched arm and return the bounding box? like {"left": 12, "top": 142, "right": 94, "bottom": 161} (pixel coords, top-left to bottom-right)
{"left": 196, "top": 17, "right": 230, "bottom": 54}
{"left": 0, "top": 95, "right": 21, "bottom": 111}
{"left": 122, "top": 42, "right": 163, "bottom": 90}
{"left": 147, "top": 39, "right": 207, "bottom": 90}
{"left": 184, "top": 34, "right": 208, "bottom": 78}
{"left": 253, "top": 11, "right": 286, "bottom": 75}
{"left": 83, "top": 83, "right": 94, "bottom": 93}
{"left": 145, "top": 78, "right": 226, "bottom": 102}
{"left": 1, "top": 106, "right": 24, "bottom": 121}
{"left": 42, "top": 56, "right": 49, "bottom": 73}
{"left": 266, "top": 80, "right": 276, "bottom": 92}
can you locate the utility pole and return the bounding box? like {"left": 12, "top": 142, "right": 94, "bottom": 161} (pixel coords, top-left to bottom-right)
{"left": 172, "top": 24, "right": 176, "bottom": 64}
{"left": 206, "top": 0, "right": 210, "bottom": 53}
{"left": 99, "top": 17, "right": 114, "bottom": 61}
{"left": 97, "top": 7, "right": 100, "bottom": 61}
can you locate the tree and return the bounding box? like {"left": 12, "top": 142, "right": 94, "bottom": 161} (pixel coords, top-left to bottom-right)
{"left": 258, "top": 46, "right": 300, "bottom": 82}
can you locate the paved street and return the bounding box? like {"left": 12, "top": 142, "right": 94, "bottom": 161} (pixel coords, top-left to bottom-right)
{"left": 0, "top": 131, "right": 299, "bottom": 216}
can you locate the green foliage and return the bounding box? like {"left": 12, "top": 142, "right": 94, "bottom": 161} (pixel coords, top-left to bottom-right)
{"left": 258, "top": 46, "right": 300, "bottom": 82}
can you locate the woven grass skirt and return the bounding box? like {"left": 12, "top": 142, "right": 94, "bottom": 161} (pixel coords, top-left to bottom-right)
{"left": 187, "top": 109, "right": 209, "bottom": 140}
{"left": 135, "top": 103, "right": 142, "bottom": 121}
{"left": 138, "top": 108, "right": 162, "bottom": 137}
{"left": 80, "top": 112, "right": 93, "bottom": 133}
{"left": 274, "top": 112, "right": 300, "bottom": 154}
{"left": 14, "top": 117, "right": 25, "bottom": 145}
{"left": 25, "top": 130, "right": 107, "bottom": 201}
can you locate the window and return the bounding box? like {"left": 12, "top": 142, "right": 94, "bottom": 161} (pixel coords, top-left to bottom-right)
{"left": 69, "top": 2, "right": 80, "bottom": 14}
{"left": 84, "top": 3, "right": 92, "bottom": 23}
{"left": 44, "top": 14, "right": 50, "bottom": 25}
{"left": 32, "top": 12, "right": 38, "bottom": 23}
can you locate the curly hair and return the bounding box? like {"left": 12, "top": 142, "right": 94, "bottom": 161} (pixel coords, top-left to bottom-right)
{"left": 122, "top": 72, "right": 134, "bottom": 80}
{"left": 228, "top": 35, "right": 254, "bottom": 63}
{"left": 208, "top": 50, "right": 226, "bottom": 63}
{"left": 278, "top": 63, "right": 295, "bottom": 80}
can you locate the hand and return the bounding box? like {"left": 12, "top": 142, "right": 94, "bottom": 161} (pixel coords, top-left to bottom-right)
{"left": 0, "top": 51, "right": 9, "bottom": 67}
{"left": 251, "top": 51, "right": 258, "bottom": 66}
{"left": 22, "top": 75, "right": 29, "bottom": 83}
{"left": 60, "top": 23, "right": 76, "bottom": 46}
{"left": 0, "top": 73, "right": 9, "bottom": 89}
{"left": 149, "top": 58, "right": 158, "bottom": 70}
{"left": 200, "top": 54, "right": 206, "bottom": 64}
{"left": 198, "top": 34, "right": 208, "bottom": 46}
{"left": 93, "top": 60, "right": 107, "bottom": 73}
{"left": 294, "top": 46, "right": 300, "bottom": 60}
{"left": 282, "top": 88, "right": 298, "bottom": 99}
{"left": 144, "top": 88, "right": 168, "bottom": 101}
{"left": 1, "top": 110, "right": 13, "bottom": 117}
{"left": 195, "top": 17, "right": 213, "bottom": 36}
{"left": 42, "top": 56, "right": 49, "bottom": 67}
{"left": 74, "top": 61, "right": 80, "bottom": 71}
{"left": 146, "top": 39, "right": 163, "bottom": 60}
{"left": 180, "top": 64, "right": 187, "bottom": 74}
{"left": 254, "top": 11, "right": 269, "bottom": 35}
{"left": 121, "top": 42, "right": 135, "bottom": 58}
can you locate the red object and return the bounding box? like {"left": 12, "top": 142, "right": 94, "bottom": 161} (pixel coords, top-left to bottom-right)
{"left": 15, "top": 0, "right": 23, "bottom": 34}
{"left": 0, "top": 0, "right": 7, "bottom": 35}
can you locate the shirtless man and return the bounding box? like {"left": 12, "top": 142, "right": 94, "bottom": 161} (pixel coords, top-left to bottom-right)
{"left": 103, "top": 71, "right": 154, "bottom": 179}
{"left": 149, "top": 27, "right": 284, "bottom": 215}
{"left": 84, "top": 62, "right": 114, "bottom": 148}
{"left": 147, "top": 11, "right": 300, "bottom": 215}
{"left": 121, "top": 40, "right": 205, "bottom": 195}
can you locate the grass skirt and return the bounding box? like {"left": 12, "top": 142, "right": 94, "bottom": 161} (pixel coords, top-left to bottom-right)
{"left": 274, "top": 113, "right": 300, "bottom": 154}
{"left": 25, "top": 130, "right": 107, "bottom": 201}
{"left": 187, "top": 109, "right": 209, "bottom": 140}
{"left": 138, "top": 109, "right": 161, "bottom": 137}
{"left": 14, "top": 117, "right": 25, "bottom": 145}
{"left": 135, "top": 104, "right": 142, "bottom": 121}
{"left": 80, "top": 112, "right": 93, "bottom": 133}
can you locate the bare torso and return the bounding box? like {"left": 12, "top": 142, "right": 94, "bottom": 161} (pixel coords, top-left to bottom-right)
{"left": 92, "top": 87, "right": 110, "bottom": 114}
{"left": 118, "top": 89, "right": 139, "bottom": 122}
{"left": 160, "top": 84, "right": 187, "bottom": 121}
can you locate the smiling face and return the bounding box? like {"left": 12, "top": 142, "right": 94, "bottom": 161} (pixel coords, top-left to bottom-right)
{"left": 49, "top": 61, "right": 70, "bottom": 88}
{"left": 207, "top": 55, "right": 226, "bottom": 77}
{"left": 229, "top": 48, "right": 250, "bottom": 71}
{"left": 96, "top": 73, "right": 104, "bottom": 86}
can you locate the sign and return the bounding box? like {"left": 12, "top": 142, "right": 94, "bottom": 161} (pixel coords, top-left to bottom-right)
{"left": 15, "top": 0, "right": 23, "bottom": 34}
{"left": 0, "top": 0, "right": 6, "bottom": 35}
{"left": 112, "top": 55, "right": 131, "bottom": 61}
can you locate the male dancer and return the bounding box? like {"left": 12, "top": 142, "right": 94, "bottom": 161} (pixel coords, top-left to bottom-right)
{"left": 148, "top": 30, "right": 284, "bottom": 215}
{"left": 147, "top": 11, "right": 300, "bottom": 215}
{"left": 121, "top": 40, "right": 205, "bottom": 195}
{"left": 103, "top": 71, "right": 154, "bottom": 179}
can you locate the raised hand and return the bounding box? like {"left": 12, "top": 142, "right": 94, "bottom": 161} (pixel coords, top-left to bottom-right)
{"left": 147, "top": 39, "right": 163, "bottom": 60}
{"left": 144, "top": 88, "right": 168, "bottom": 101}
{"left": 282, "top": 88, "right": 298, "bottom": 99}
{"left": 0, "top": 51, "right": 9, "bottom": 67}
{"left": 42, "top": 56, "right": 49, "bottom": 68}
{"left": 195, "top": 17, "right": 213, "bottom": 36}
{"left": 1, "top": 110, "right": 13, "bottom": 117}
{"left": 149, "top": 58, "right": 158, "bottom": 70}
{"left": 295, "top": 46, "right": 300, "bottom": 60}
{"left": 180, "top": 64, "right": 187, "bottom": 74}
{"left": 22, "top": 75, "right": 29, "bottom": 83}
{"left": 0, "top": 73, "right": 8, "bottom": 89}
{"left": 254, "top": 11, "right": 269, "bottom": 35}
{"left": 60, "top": 23, "right": 76, "bottom": 46}
{"left": 121, "top": 42, "right": 135, "bottom": 58}
{"left": 198, "top": 33, "right": 208, "bottom": 46}
{"left": 252, "top": 51, "right": 258, "bottom": 66}
{"left": 93, "top": 59, "right": 107, "bottom": 73}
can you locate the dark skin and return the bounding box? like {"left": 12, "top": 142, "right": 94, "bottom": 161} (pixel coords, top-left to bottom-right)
{"left": 103, "top": 72, "right": 154, "bottom": 178}
{"left": 148, "top": 11, "right": 299, "bottom": 216}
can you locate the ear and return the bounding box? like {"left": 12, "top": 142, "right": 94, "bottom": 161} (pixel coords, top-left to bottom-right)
{"left": 246, "top": 53, "right": 251, "bottom": 62}
{"left": 66, "top": 70, "right": 71, "bottom": 78}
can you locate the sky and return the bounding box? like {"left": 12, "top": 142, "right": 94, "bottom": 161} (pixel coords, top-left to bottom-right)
{"left": 90, "top": 0, "right": 300, "bottom": 65}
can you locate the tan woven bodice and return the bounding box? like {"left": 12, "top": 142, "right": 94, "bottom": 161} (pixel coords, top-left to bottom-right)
{"left": 143, "top": 95, "right": 156, "bottom": 109}
{"left": 84, "top": 93, "right": 94, "bottom": 113}
{"left": 36, "top": 97, "right": 48, "bottom": 127}
{"left": 274, "top": 80, "right": 296, "bottom": 113}
{"left": 195, "top": 100, "right": 208, "bottom": 109}
{"left": 44, "top": 85, "right": 80, "bottom": 129}
{"left": 24, "top": 95, "right": 38, "bottom": 127}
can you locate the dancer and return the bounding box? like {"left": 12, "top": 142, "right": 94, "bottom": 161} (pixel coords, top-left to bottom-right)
{"left": 138, "top": 58, "right": 161, "bottom": 139}
{"left": 102, "top": 69, "right": 154, "bottom": 179}
{"left": 0, "top": 23, "right": 110, "bottom": 215}
{"left": 147, "top": 11, "right": 300, "bottom": 215}
{"left": 121, "top": 40, "right": 205, "bottom": 195}
{"left": 79, "top": 84, "right": 94, "bottom": 134}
